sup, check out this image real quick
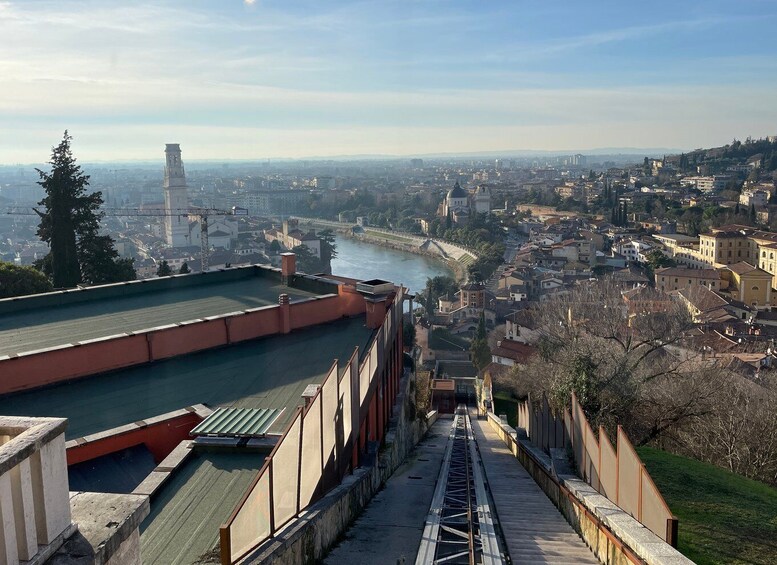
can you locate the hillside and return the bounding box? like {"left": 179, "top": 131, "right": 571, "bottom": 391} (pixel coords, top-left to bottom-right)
{"left": 637, "top": 447, "right": 777, "bottom": 565}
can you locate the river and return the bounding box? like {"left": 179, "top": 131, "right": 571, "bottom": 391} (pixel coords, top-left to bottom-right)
{"left": 330, "top": 235, "right": 453, "bottom": 293}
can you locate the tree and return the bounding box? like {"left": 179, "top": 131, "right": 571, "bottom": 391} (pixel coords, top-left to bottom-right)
{"left": 268, "top": 240, "right": 281, "bottom": 255}
{"left": 513, "top": 280, "right": 717, "bottom": 444}
{"left": 0, "top": 261, "right": 53, "bottom": 298}
{"left": 179, "top": 262, "right": 191, "bottom": 274}
{"left": 750, "top": 203, "right": 757, "bottom": 223}
{"left": 35, "top": 131, "right": 134, "bottom": 287}
{"left": 291, "top": 245, "right": 320, "bottom": 273}
{"left": 78, "top": 233, "right": 136, "bottom": 284}
{"left": 35, "top": 131, "right": 97, "bottom": 287}
{"left": 418, "top": 275, "right": 458, "bottom": 313}
{"left": 157, "top": 260, "right": 172, "bottom": 277}
{"left": 645, "top": 249, "right": 676, "bottom": 270}
{"left": 470, "top": 312, "right": 491, "bottom": 371}
{"left": 318, "top": 229, "right": 337, "bottom": 267}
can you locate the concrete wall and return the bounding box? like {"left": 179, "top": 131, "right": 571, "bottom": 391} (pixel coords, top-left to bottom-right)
{"left": 239, "top": 374, "right": 437, "bottom": 565}
{"left": 65, "top": 407, "right": 207, "bottom": 465}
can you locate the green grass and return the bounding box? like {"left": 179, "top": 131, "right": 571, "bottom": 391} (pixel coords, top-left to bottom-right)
{"left": 637, "top": 446, "right": 777, "bottom": 565}
{"left": 458, "top": 254, "right": 476, "bottom": 266}
{"left": 428, "top": 328, "right": 469, "bottom": 351}
{"left": 364, "top": 229, "right": 413, "bottom": 244}
{"left": 493, "top": 393, "right": 518, "bottom": 427}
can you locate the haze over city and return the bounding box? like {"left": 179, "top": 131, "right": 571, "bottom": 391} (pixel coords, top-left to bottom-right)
{"left": 3, "top": 0, "right": 777, "bottom": 163}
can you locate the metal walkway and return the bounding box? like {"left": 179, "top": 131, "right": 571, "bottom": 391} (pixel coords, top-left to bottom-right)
{"left": 470, "top": 415, "right": 599, "bottom": 564}
{"left": 416, "top": 407, "right": 504, "bottom": 565}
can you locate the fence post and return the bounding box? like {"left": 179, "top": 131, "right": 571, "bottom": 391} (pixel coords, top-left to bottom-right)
{"left": 666, "top": 517, "right": 679, "bottom": 548}
{"left": 616, "top": 425, "right": 621, "bottom": 506}
{"left": 220, "top": 526, "right": 232, "bottom": 565}
{"left": 268, "top": 460, "right": 276, "bottom": 535}
{"left": 638, "top": 463, "right": 644, "bottom": 522}
{"left": 296, "top": 409, "right": 304, "bottom": 514}
{"left": 351, "top": 348, "right": 360, "bottom": 471}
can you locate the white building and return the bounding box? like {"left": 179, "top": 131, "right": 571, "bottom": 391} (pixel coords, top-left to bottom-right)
{"left": 740, "top": 189, "right": 768, "bottom": 208}
{"left": 472, "top": 185, "right": 491, "bottom": 214}
{"left": 443, "top": 181, "right": 469, "bottom": 216}
{"left": 163, "top": 144, "right": 190, "bottom": 247}
{"left": 616, "top": 239, "right": 653, "bottom": 263}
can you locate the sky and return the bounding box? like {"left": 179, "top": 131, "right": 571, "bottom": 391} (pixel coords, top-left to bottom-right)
{"left": 1, "top": 0, "right": 777, "bottom": 163}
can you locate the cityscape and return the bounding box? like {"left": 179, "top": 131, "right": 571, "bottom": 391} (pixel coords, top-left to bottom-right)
{"left": 1, "top": 2, "right": 776, "bottom": 565}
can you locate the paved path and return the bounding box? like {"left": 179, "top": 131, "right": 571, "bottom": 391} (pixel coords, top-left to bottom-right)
{"left": 322, "top": 419, "right": 451, "bottom": 565}
{"left": 470, "top": 417, "right": 599, "bottom": 565}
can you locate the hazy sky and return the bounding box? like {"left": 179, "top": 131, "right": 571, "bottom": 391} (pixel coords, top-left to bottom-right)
{"left": 2, "top": 0, "right": 777, "bottom": 163}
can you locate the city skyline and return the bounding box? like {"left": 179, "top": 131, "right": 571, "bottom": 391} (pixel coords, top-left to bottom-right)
{"left": 2, "top": 0, "right": 777, "bottom": 163}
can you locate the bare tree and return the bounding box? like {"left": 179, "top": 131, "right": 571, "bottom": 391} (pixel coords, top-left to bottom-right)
{"left": 513, "top": 279, "right": 716, "bottom": 443}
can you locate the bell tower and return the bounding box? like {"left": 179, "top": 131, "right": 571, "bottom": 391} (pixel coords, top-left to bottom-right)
{"left": 163, "top": 143, "right": 190, "bottom": 247}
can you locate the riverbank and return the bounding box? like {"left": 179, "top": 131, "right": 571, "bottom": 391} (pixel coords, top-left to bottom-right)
{"left": 293, "top": 217, "right": 470, "bottom": 283}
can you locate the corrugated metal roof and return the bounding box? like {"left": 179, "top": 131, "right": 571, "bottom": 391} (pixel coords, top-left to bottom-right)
{"left": 190, "top": 407, "right": 283, "bottom": 438}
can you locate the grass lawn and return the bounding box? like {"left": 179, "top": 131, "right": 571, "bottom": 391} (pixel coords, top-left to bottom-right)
{"left": 364, "top": 229, "right": 413, "bottom": 244}
{"left": 493, "top": 393, "right": 518, "bottom": 427}
{"left": 637, "top": 447, "right": 777, "bottom": 565}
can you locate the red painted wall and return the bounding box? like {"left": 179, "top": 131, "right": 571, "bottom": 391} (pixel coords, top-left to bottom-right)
{"left": 0, "top": 334, "right": 149, "bottom": 394}
{"left": 150, "top": 319, "right": 228, "bottom": 360}
{"left": 66, "top": 411, "right": 201, "bottom": 466}
{"left": 228, "top": 307, "right": 281, "bottom": 343}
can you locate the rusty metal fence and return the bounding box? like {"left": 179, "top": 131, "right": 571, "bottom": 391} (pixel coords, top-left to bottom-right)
{"left": 219, "top": 288, "right": 404, "bottom": 564}
{"left": 516, "top": 392, "right": 678, "bottom": 546}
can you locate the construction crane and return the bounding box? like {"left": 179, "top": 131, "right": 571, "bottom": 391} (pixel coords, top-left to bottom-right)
{"left": 4, "top": 206, "right": 248, "bottom": 272}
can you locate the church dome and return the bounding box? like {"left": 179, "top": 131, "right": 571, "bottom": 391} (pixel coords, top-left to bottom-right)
{"left": 447, "top": 181, "right": 467, "bottom": 199}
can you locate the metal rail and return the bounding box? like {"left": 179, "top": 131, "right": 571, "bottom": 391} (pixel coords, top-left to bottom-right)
{"left": 416, "top": 406, "right": 504, "bottom": 565}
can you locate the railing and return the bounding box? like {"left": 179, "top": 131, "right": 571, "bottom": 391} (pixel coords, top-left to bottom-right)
{"left": 0, "top": 416, "right": 73, "bottom": 564}
{"left": 219, "top": 288, "right": 404, "bottom": 564}
{"left": 516, "top": 392, "right": 677, "bottom": 546}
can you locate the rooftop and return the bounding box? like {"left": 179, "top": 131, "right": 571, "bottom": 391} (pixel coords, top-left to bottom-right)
{"left": 0, "top": 268, "right": 321, "bottom": 357}
{"left": 140, "top": 451, "right": 261, "bottom": 565}
{"left": 0, "top": 315, "right": 373, "bottom": 439}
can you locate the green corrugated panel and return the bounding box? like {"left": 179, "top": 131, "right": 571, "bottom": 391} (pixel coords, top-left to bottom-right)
{"left": 190, "top": 407, "right": 283, "bottom": 437}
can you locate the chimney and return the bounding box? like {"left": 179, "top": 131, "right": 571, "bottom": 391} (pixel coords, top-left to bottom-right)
{"left": 279, "top": 293, "right": 291, "bottom": 334}
{"left": 281, "top": 252, "right": 296, "bottom": 284}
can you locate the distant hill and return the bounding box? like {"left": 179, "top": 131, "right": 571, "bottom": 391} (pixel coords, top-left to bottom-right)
{"left": 663, "top": 137, "right": 777, "bottom": 174}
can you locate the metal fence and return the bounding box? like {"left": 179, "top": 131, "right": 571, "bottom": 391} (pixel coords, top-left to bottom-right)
{"left": 219, "top": 288, "right": 404, "bottom": 564}
{"left": 516, "top": 392, "right": 677, "bottom": 546}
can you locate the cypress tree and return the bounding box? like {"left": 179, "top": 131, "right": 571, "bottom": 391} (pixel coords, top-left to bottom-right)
{"left": 36, "top": 131, "right": 97, "bottom": 287}
{"left": 36, "top": 131, "right": 135, "bottom": 287}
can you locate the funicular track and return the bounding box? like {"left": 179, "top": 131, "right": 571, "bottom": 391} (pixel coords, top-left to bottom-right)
{"left": 416, "top": 406, "right": 504, "bottom": 565}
